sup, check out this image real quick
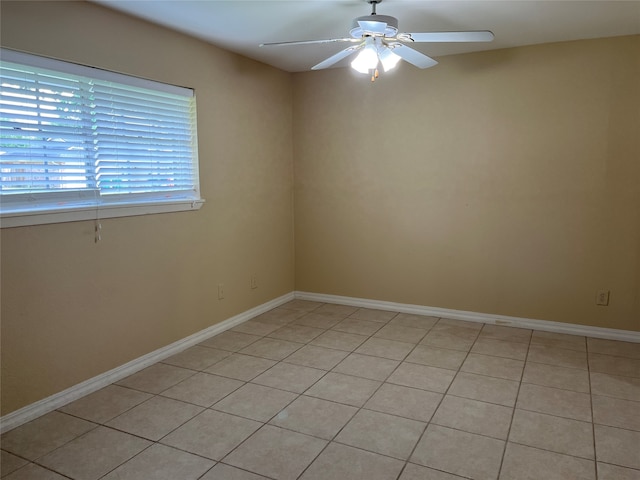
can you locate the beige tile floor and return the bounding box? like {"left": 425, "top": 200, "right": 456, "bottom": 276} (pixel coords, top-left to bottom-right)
{"left": 2, "top": 300, "right": 640, "bottom": 480}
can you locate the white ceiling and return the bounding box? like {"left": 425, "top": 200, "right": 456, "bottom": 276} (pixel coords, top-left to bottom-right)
{"left": 91, "top": 0, "right": 640, "bottom": 72}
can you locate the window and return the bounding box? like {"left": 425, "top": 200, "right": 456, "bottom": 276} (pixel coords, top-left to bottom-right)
{"left": 0, "top": 49, "right": 203, "bottom": 228}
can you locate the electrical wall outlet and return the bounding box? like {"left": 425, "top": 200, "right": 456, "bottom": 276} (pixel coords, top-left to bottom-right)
{"left": 251, "top": 276, "right": 258, "bottom": 289}
{"left": 218, "top": 284, "right": 225, "bottom": 300}
{"left": 596, "top": 290, "right": 610, "bottom": 306}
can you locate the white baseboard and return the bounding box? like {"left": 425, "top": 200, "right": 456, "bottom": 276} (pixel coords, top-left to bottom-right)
{"left": 295, "top": 291, "right": 640, "bottom": 343}
{"left": 0, "top": 292, "right": 295, "bottom": 434}
{"left": 3, "top": 290, "right": 637, "bottom": 433}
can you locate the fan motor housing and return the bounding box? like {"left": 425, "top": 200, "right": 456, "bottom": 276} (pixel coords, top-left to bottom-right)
{"left": 350, "top": 15, "right": 399, "bottom": 38}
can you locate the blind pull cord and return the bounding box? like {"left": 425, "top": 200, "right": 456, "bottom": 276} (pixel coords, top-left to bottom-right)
{"left": 94, "top": 220, "right": 102, "bottom": 243}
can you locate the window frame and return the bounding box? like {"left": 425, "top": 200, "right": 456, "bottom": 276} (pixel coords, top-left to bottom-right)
{"left": 0, "top": 49, "right": 204, "bottom": 228}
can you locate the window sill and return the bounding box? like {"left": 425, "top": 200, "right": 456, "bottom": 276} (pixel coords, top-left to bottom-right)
{"left": 0, "top": 199, "right": 205, "bottom": 228}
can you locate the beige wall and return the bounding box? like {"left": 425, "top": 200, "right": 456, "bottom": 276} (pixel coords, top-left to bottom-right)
{"left": 0, "top": 1, "right": 294, "bottom": 415}
{"left": 294, "top": 35, "right": 640, "bottom": 332}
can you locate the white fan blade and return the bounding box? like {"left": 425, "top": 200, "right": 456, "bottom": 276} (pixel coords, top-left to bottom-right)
{"left": 391, "top": 45, "right": 438, "bottom": 69}
{"left": 312, "top": 46, "right": 361, "bottom": 70}
{"left": 260, "top": 38, "right": 359, "bottom": 47}
{"left": 357, "top": 20, "right": 388, "bottom": 35}
{"left": 401, "top": 31, "right": 494, "bottom": 43}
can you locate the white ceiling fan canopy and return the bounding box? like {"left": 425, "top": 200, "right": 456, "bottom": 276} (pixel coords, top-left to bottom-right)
{"left": 350, "top": 15, "right": 399, "bottom": 38}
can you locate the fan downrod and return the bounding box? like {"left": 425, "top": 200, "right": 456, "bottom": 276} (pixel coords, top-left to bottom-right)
{"left": 367, "top": 0, "right": 381, "bottom": 15}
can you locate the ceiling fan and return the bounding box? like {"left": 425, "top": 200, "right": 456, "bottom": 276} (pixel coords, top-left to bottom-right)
{"left": 260, "top": 0, "right": 494, "bottom": 81}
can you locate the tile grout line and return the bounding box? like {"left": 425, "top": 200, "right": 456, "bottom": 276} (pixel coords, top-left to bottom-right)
{"left": 495, "top": 328, "right": 532, "bottom": 479}
{"left": 290, "top": 310, "right": 449, "bottom": 480}
{"left": 24, "top": 422, "right": 101, "bottom": 472}
{"left": 339, "top": 312, "right": 436, "bottom": 480}
{"left": 95, "top": 442, "right": 159, "bottom": 480}
{"left": 82, "top": 315, "right": 313, "bottom": 479}
{"left": 229, "top": 308, "right": 632, "bottom": 480}
{"left": 271, "top": 303, "right": 380, "bottom": 480}
{"left": 87, "top": 390, "right": 228, "bottom": 479}
{"left": 223, "top": 314, "right": 488, "bottom": 478}
{"left": 503, "top": 440, "right": 596, "bottom": 463}
{"left": 95, "top": 316, "right": 539, "bottom": 478}
{"left": 213, "top": 302, "right": 331, "bottom": 480}
{"left": 293, "top": 310, "right": 414, "bottom": 480}
{"left": 398, "top": 320, "right": 482, "bottom": 478}
{"left": 587, "top": 337, "right": 599, "bottom": 480}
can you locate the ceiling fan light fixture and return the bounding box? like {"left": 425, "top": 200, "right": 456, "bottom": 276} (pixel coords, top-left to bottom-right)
{"left": 379, "top": 47, "right": 401, "bottom": 72}
{"left": 350, "top": 40, "right": 379, "bottom": 74}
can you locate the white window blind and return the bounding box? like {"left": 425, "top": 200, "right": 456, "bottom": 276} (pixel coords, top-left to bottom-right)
{"left": 0, "top": 49, "right": 203, "bottom": 227}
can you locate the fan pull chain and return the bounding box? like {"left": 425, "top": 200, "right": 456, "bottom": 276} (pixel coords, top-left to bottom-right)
{"left": 371, "top": 68, "right": 379, "bottom": 82}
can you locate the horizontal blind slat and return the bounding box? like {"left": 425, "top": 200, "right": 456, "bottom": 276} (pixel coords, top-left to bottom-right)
{"left": 96, "top": 161, "right": 193, "bottom": 168}
{"left": 92, "top": 84, "right": 190, "bottom": 106}
{"left": 92, "top": 111, "right": 192, "bottom": 128}
{"left": 0, "top": 74, "right": 85, "bottom": 92}
{"left": 93, "top": 127, "right": 192, "bottom": 138}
